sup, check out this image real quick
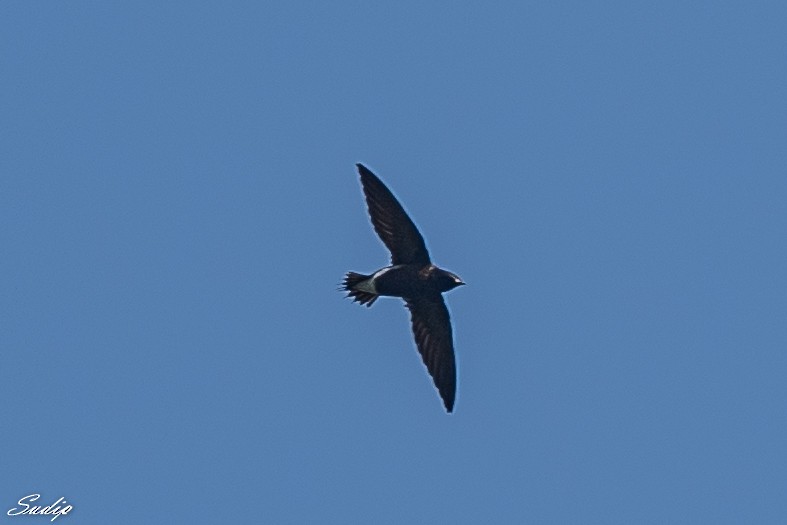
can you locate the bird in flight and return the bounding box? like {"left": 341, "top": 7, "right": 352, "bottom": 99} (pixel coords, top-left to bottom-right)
{"left": 341, "top": 163, "right": 465, "bottom": 412}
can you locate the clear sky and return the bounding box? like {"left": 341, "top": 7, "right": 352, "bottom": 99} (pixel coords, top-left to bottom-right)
{"left": 2, "top": 2, "right": 786, "bottom": 524}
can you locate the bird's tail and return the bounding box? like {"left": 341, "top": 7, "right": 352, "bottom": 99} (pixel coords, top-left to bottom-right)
{"left": 340, "top": 272, "right": 379, "bottom": 307}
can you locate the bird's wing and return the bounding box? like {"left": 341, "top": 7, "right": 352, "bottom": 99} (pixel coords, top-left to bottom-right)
{"left": 405, "top": 295, "right": 457, "bottom": 412}
{"left": 357, "top": 163, "right": 431, "bottom": 265}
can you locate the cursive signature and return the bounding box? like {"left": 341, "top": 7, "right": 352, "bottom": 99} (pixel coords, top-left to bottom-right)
{"left": 7, "top": 494, "right": 72, "bottom": 522}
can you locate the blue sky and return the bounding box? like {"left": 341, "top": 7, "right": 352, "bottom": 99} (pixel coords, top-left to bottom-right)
{"left": 2, "top": 2, "right": 786, "bottom": 523}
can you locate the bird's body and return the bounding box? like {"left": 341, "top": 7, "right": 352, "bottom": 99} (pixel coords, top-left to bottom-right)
{"left": 345, "top": 264, "right": 460, "bottom": 301}
{"left": 341, "top": 163, "right": 464, "bottom": 412}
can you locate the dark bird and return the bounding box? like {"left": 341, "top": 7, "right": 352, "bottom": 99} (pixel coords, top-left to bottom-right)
{"left": 341, "top": 163, "right": 465, "bottom": 412}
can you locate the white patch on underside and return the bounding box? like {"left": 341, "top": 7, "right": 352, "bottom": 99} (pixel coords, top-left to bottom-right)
{"left": 354, "top": 278, "right": 377, "bottom": 294}
{"left": 359, "top": 265, "right": 406, "bottom": 294}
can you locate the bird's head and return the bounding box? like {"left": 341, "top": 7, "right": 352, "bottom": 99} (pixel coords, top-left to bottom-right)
{"left": 433, "top": 267, "right": 465, "bottom": 293}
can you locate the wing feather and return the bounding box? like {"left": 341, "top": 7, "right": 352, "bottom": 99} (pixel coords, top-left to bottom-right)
{"left": 405, "top": 296, "right": 456, "bottom": 412}
{"left": 357, "top": 164, "right": 431, "bottom": 265}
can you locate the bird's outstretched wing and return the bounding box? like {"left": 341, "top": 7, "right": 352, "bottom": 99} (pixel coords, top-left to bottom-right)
{"left": 405, "top": 295, "right": 457, "bottom": 412}
{"left": 357, "top": 163, "right": 431, "bottom": 266}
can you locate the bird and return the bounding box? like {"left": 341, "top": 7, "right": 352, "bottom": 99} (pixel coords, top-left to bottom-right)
{"left": 341, "top": 163, "right": 465, "bottom": 412}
